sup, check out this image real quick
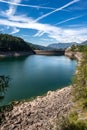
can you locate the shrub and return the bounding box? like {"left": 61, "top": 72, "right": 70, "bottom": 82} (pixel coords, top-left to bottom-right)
{"left": 56, "top": 112, "right": 87, "bottom": 130}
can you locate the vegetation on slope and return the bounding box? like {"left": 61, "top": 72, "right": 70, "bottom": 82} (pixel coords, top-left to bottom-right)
{"left": 56, "top": 45, "right": 87, "bottom": 130}
{"left": 28, "top": 43, "right": 46, "bottom": 50}
{"left": 0, "top": 34, "right": 34, "bottom": 53}
{"left": 70, "top": 44, "right": 87, "bottom": 52}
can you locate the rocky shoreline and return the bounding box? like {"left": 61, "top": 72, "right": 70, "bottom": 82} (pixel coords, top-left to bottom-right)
{"left": 0, "top": 86, "right": 73, "bottom": 130}
{"left": 0, "top": 51, "right": 35, "bottom": 58}
{"left": 65, "top": 50, "right": 82, "bottom": 61}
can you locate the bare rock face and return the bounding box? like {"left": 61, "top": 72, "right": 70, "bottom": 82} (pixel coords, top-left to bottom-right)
{"left": 65, "top": 50, "right": 82, "bottom": 61}
{"left": 0, "top": 87, "right": 73, "bottom": 130}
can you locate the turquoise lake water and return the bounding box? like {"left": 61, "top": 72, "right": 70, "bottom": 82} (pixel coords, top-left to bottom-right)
{"left": 0, "top": 55, "right": 77, "bottom": 106}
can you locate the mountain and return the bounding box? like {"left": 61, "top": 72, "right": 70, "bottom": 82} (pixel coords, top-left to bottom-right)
{"left": 0, "top": 34, "right": 35, "bottom": 54}
{"left": 47, "top": 43, "right": 78, "bottom": 50}
{"left": 28, "top": 43, "right": 47, "bottom": 50}
{"left": 28, "top": 43, "right": 52, "bottom": 50}
{"left": 81, "top": 40, "right": 87, "bottom": 45}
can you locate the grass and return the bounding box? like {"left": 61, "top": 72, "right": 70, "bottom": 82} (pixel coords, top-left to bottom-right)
{"left": 56, "top": 111, "right": 87, "bottom": 130}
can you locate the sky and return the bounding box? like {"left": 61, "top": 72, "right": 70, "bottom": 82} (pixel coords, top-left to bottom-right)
{"left": 0, "top": 0, "right": 87, "bottom": 46}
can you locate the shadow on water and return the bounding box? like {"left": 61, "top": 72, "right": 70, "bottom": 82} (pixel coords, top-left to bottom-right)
{"left": 0, "top": 75, "right": 10, "bottom": 102}
{"left": 0, "top": 55, "right": 28, "bottom": 62}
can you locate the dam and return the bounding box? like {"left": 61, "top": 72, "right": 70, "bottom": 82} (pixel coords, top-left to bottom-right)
{"left": 34, "top": 50, "right": 65, "bottom": 55}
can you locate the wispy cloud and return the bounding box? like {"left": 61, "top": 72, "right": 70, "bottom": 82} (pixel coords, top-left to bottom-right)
{"left": 10, "top": 27, "right": 20, "bottom": 34}
{"left": 0, "top": 0, "right": 86, "bottom": 44}
{"left": 1, "top": 0, "right": 21, "bottom": 17}
{"left": 0, "top": 17, "right": 87, "bottom": 43}
{"left": 67, "top": 24, "right": 87, "bottom": 28}
{"left": 0, "top": 0, "right": 55, "bottom": 10}
{"left": 34, "top": 31, "right": 45, "bottom": 37}
{"left": 55, "top": 15, "right": 84, "bottom": 25}
{"left": 34, "top": 0, "right": 80, "bottom": 22}
{"left": 1, "top": 0, "right": 21, "bottom": 34}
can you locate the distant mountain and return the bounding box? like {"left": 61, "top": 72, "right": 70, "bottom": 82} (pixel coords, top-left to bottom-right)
{"left": 47, "top": 43, "right": 78, "bottom": 50}
{"left": 29, "top": 42, "right": 79, "bottom": 51}
{"left": 28, "top": 43, "right": 47, "bottom": 50}
{"left": 28, "top": 43, "right": 52, "bottom": 50}
{"left": 81, "top": 41, "right": 87, "bottom": 45}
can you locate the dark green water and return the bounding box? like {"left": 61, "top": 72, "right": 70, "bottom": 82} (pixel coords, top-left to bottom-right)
{"left": 0, "top": 55, "right": 77, "bottom": 106}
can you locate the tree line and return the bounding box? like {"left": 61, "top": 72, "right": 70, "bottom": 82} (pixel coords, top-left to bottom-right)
{"left": 0, "top": 34, "right": 34, "bottom": 52}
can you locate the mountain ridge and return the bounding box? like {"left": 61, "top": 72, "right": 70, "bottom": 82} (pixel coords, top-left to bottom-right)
{"left": 47, "top": 42, "right": 79, "bottom": 50}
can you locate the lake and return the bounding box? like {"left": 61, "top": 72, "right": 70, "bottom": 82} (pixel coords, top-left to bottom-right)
{"left": 0, "top": 55, "right": 77, "bottom": 106}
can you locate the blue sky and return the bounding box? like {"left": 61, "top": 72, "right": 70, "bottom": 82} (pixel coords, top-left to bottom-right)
{"left": 0, "top": 0, "right": 87, "bottom": 46}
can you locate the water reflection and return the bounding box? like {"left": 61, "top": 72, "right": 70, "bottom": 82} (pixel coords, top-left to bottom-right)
{"left": 0, "top": 76, "right": 10, "bottom": 100}
{"left": 0, "top": 56, "right": 27, "bottom": 62}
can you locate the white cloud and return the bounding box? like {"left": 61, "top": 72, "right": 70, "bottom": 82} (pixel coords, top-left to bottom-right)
{"left": 67, "top": 24, "right": 86, "bottom": 28}
{"left": 55, "top": 15, "right": 84, "bottom": 25}
{"left": 7, "top": 0, "right": 21, "bottom": 16}
{"left": 10, "top": 27, "right": 20, "bottom": 34}
{"left": 1, "top": 0, "right": 21, "bottom": 17}
{"left": 1, "top": 0, "right": 21, "bottom": 34}
{"left": 9, "top": 15, "right": 33, "bottom": 23}
{"left": 34, "top": 31, "right": 45, "bottom": 37}
{"left": 0, "top": 18, "right": 87, "bottom": 43}
{"left": 0, "top": 0, "right": 87, "bottom": 44}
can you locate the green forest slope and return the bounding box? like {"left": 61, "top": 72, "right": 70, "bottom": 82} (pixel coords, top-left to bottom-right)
{"left": 0, "top": 34, "right": 35, "bottom": 54}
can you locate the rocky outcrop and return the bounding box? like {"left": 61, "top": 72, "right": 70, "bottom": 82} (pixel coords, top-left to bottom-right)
{"left": 65, "top": 50, "right": 82, "bottom": 61}
{"left": 0, "top": 87, "right": 73, "bottom": 130}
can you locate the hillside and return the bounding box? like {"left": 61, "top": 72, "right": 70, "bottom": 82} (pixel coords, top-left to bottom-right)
{"left": 28, "top": 43, "right": 52, "bottom": 50}
{"left": 0, "top": 34, "right": 35, "bottom": 54}
{"left": 61, "top": 46, "right": 87, "bottom": 130}
{"left": 28, "top": 43, "right": 47, "bottom": 50}
{"left": 81, "top": 40, "right": 87, "bottom": 45}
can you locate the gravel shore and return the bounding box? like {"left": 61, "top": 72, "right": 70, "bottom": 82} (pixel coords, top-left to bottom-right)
{"left": 0, "top": 86, "right": 73, "bottom": 130}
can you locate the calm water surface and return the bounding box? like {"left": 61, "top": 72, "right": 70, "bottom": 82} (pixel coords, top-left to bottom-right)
{"left": 0, "top": 55, "right": 77, "bottom": 106}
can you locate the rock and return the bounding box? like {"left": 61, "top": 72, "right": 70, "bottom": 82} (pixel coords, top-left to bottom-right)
{"left": 0, "top": 87, "right": 73, "bottom": 130}
{"left": 65, "top": 50, "right": 82, "bottom": 61}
